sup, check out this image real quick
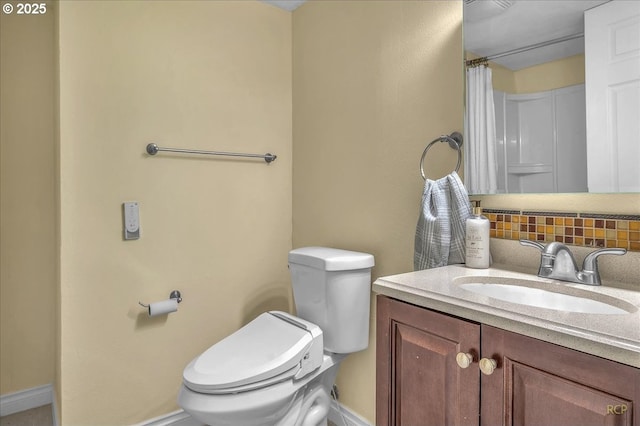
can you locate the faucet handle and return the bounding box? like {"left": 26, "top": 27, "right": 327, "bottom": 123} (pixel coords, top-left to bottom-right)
{"left": 519, "top": 239, "right": 545, "bottom": 251}
{"left": 580, "top": 248, "right": 627, "bottom": 285}
{"left": 582, "top": 248, "right": 627, "bottom": 272}
{"left": 520, "top": 239, "right": 553, "bottom": 275}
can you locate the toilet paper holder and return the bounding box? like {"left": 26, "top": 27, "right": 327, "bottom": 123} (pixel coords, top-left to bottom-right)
{"left": 138, "top": 290, "right": 182, "bottom": 308}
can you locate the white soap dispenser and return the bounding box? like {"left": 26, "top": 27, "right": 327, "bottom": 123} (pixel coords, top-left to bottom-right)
{"left": 465, "top": 200, "right": 490, "bottom": 269}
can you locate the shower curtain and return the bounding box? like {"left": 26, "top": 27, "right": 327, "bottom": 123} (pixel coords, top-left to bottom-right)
{"left": 464, "top": 65, "right": 498, "bottom": 194}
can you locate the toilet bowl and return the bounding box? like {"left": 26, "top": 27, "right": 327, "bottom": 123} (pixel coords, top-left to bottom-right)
{"left": 178, "top": 351, "right": 345, "bottom": 426}
{"left": 178, "top": 247, "right": 375, "bottom": 426}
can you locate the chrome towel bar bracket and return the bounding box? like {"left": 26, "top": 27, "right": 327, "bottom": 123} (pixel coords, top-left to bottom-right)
{"left": 146, "top": 143, "right": 277, "bottom": 164}
{"left": 420, "top": 132, "right": 463, "bottom": 180}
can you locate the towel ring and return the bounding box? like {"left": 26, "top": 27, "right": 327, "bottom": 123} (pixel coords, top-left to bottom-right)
{"left": 420, "top": 132, "right": 463, "bottom": 180}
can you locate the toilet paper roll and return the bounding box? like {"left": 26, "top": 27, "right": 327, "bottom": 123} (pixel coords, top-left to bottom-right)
{"left": 147, "top": 299, "right": 178, "bottom": 317}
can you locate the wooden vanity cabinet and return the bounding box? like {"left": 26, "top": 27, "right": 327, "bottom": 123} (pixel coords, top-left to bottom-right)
{"left": 376, "top": 295, "right": 480, "bottom": 425}
{"left": 376, "top": 295, "right": 640, "bottom": 426}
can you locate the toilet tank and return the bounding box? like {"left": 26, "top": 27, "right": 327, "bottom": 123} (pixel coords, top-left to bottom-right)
{"left": 288, "top": 247, "right": 375, "bottom": 354}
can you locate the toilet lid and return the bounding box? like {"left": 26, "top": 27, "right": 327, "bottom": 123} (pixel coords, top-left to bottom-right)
{"left": 183, "top": 312, "right": 320, "bottom": 394}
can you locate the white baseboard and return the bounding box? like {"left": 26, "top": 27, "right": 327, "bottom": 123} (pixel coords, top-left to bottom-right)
{"left": 136, "top": 402, "right": 371, "bottom": 426}
{"left": 135, "top": 409, "right": 204, "bottom": 426}
{"left": 0, "top": 384, "right": 55, "bottom": 418}
{"left": 328, "top": 401, "right": 372, "bottom": 426}
{"left": 1, "top": 386, "right": 369, "bottom": 426}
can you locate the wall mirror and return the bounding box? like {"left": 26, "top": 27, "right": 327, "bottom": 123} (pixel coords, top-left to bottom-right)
{"left": 463, "top": 0, "right": 639, "bottom": 195}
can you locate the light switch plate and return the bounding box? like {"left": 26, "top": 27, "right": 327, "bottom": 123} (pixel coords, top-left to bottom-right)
{"left": 123, "top": 202, "right": 140, "bottom": 240}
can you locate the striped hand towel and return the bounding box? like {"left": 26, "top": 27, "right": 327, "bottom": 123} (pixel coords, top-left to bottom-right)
{"left": 414, "top": 171, "right": 472, "bottom": 270}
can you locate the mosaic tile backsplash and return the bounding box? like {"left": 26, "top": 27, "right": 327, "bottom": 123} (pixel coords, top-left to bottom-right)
{"left": 484, "top": 209, "right": 640, "bottom": 252}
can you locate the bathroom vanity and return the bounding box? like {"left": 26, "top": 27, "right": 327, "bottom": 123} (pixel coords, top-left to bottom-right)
{"left": 373, "top": 265, "right": 640, "bottom": 426}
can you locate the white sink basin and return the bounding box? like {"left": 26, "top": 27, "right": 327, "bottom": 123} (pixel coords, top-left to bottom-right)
{"left": 460, "top": 282, "right": 633, "bottom": 315}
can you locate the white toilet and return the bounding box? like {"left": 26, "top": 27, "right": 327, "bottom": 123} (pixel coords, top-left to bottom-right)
{"left": 178, "top": 247, "right": 375, "bottom": 426}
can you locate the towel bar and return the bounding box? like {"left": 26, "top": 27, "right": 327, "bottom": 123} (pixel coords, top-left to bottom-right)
{"left": 146, "top": 143, "right": 277, "bottom": 164}
{"left": 420, "top": 132, "right": 463, "bottom": 180}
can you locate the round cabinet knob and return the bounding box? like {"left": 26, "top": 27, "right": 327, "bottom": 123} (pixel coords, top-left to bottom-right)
{"left": 479, "top": 357, "right": 498, "bottom": 375}
{"left": 456, "top": 352, "right": 474, "bottom": 369}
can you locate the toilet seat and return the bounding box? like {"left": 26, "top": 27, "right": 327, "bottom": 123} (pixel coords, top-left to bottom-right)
{"left": 183, "top": 311, "right": 323, "bottom": 395}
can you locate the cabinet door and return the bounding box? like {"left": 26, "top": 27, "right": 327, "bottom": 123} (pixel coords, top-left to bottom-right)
{"left": 585, "top": 0, "right": 640, "bottom": 192}
{"left": 481, "top": 325, "right": 640, "bottom": 426}
{"left": 376, "top": 296, "right": 480, "bottom": 426}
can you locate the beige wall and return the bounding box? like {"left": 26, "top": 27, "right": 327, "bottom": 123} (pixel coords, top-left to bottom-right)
{"left": 2, "top": 0, "right": 639, "bottom": 425}
{"left": 292, "top": 1, "right": 638, "bottom": 423}
{"left": 489, "top": 60, "right": 517, "bottom": 93}
{"left": 292, "top": 1, "right": 464, "bottom": 421}
{"left": 0, "top": 3, "right": 57, "bottom": 395}
{"left": 514, "top": 53, "right": 584, "bottom": 93}
{"left": 476, "top": 193, "right": 640, "bottom": 214}
{"left": 490, "top": 53, "right": 585, "bottom": 94}
{"left": 57, "top": 1, "right": 291, "bottom": 423}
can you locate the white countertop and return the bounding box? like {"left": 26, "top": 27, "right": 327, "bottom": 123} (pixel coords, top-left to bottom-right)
{"left": 373, "top": 264, "right": 640, "bottom": 368}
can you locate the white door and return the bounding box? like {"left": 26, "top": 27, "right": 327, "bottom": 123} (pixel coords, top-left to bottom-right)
{"left": 585, "top": 0, "right": 640, "bottom": 193}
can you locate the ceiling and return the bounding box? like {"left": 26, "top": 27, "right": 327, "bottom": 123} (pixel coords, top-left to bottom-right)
{"left": 261, "top": 0, "right": 306, "bottom": 11}
{"left": 464, "top": 0, "right": 609, "bottom": 70}
{"left": 262, "top": 0, "right": 610, "bottom": 71}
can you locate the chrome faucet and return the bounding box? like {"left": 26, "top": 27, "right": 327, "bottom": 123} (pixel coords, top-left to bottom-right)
{"left": 520, "top": 240, "right": 626, "bottom": 286}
